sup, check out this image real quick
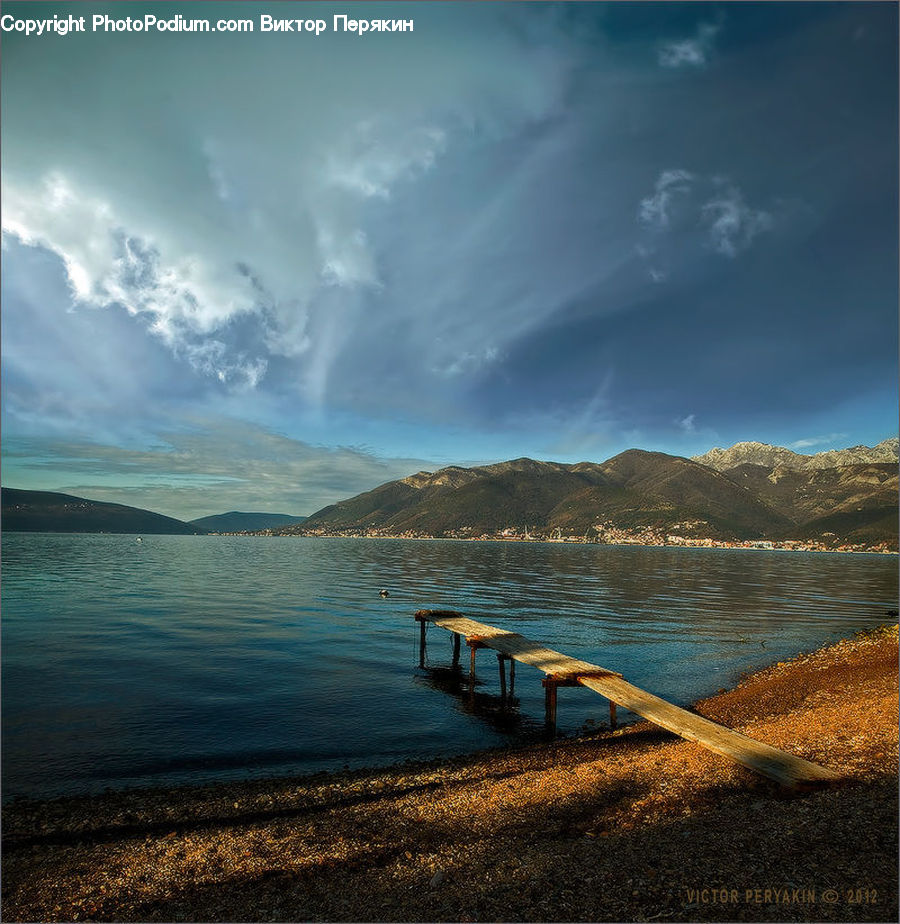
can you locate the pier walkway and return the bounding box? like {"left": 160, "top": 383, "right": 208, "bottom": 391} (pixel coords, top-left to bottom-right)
{"left": 414, "top": 609, "right": 838, "bottom": 788}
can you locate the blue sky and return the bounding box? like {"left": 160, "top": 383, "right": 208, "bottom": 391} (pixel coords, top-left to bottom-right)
{"left": 2, "top": 2, "right": 897, "bottom": 519}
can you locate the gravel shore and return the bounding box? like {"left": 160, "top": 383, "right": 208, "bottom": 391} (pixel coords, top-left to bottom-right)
{"left": 3, "top": 625, "right": 897, "bottom": 923}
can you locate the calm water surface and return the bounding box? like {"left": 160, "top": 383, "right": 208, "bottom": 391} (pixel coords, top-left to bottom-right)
{"left": 2, "top": 533, "right": 897, "bottom": 799}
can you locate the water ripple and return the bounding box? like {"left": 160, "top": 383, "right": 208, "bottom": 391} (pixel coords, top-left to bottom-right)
{"left": 2, "top": 534, "right": 896, "bottom": 798}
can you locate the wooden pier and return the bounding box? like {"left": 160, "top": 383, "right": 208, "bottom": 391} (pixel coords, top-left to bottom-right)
{"left": 414, "top": 609, "right": 839, "bottom": 788}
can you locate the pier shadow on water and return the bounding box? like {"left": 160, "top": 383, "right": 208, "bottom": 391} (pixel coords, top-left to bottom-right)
{"left": 414, "top": 665, "right": 546, "bottom": 738}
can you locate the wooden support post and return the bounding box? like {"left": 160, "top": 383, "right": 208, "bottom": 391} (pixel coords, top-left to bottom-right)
{"left": 609, "top": 700, "right": 617, "bottom": 730}
{"left": 544, "top": 679, "right": 558, "bottom": 734}
{"left": 415, "top": 610, "right": 840, "bottom": 787}
{"left": 419, "top": 617, "right": 427, "bottom": 669}
{"left": 469, "top": 643, "right": 478, "bottom": 687}
{"left": 509, "top": 658, "right": 515, "bottom": 697}
{"left": 498, "top": 653, "right": 507, "bottom": 701}
{"left": 452, "top": 632, "right": 461, "bottom": 668}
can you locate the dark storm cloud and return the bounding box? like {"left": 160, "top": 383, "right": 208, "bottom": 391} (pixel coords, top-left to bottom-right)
{"left": 2, "top": 2, "right": 896, "bottom": 511}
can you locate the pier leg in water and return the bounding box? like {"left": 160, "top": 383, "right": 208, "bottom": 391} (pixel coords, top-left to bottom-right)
{"left": 498, "top": 653, "right": 507, "bottom": 703}
{"left": 419, "top": 617, "right": 427, "bottom": 669}
{"left": 543, "top": 679, "right": 558, "bottom": 735}
{"left": 609, "top": 700, "right": 617, "bottom": 730}
{"left": 466, "top": 638, "right": 487, "bottom": 702}
{"left": 452, "top": 632, "right": 461, "bottom": 669}
{"left": 415, "top": 610, "right": 840, "bottom": 787}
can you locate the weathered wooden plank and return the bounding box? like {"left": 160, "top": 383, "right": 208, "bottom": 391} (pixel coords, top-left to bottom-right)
{"left": 414, "top": 609, "right": 838, "bottom": 787}
{"left": 577, "top": 674, "right": 837, "bottom": 786}
{"left": 419, "top": 612, "right": 610, "bottom": 677}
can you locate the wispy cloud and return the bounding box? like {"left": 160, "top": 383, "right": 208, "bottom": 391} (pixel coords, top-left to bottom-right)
{"left": 658, "top": 21, "right": 721, "bottom": 69}
{"left": 0, "top": 8, "right": 577, "bottom": 409}
{"left": 533, "top": 370, "right": 621, "bottom": 459}
{"left": 433, "top": 346, "right": 502, "bottom": 378}
{"left": 637, "top": 171, "right": 777, "bottom": 278}
{"left": 2, "top": 421, "right": 435, "bottom": 520}
{"left": 2, "top": 0, "right": 896, "bottom": 496}
{"left": 701, "top": 184, "right": 774, "bottom": 258}
{"left": 638, "top": 169, "right": 695, "bottom": 231}
{"left": 789, "top": 433, "right": 849, "bottom": 451}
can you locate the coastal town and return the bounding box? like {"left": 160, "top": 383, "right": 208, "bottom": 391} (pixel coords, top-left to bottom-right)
{"left": 215, "top": 520, "right": 898, "bottom": 554}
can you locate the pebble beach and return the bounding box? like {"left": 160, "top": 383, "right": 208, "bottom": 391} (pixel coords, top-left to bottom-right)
{"left": 2, "top": 624, "right": 897, "bottom": 923}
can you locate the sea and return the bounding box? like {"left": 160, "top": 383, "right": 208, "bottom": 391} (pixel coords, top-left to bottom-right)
{"left": 2, "top": 532, "right": 897, "bottom": 801}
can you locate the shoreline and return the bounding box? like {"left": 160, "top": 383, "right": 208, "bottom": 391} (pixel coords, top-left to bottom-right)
{"left": 3, "top": 624, "right": 897, "bottom": 922}
{"left": 208, "top": 532, "right": 900, "bottom": 555}
{"left": 6, "top": 529, "right": 897, "bottom": 553}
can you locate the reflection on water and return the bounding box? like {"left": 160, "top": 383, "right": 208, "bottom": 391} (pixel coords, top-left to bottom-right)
{"left": 414, "top": 666, "right": 537, "bottom": 737}
{"left": 2, "top": 533, "right": 896, "bottom": 799}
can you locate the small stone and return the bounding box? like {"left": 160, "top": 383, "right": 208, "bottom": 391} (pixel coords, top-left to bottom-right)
{"left": 430, "top": 870, "right": 447, "bottom": 888}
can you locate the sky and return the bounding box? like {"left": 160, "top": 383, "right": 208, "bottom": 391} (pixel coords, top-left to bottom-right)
{"left": 1, "top": 1, "right": 897, "bottom": 520}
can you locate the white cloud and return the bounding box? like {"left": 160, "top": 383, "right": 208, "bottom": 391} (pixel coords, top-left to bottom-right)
{"left": 324, "top": 121, "right": 446, "bottom": 201}
{"left": 1, "top": 172, "right": 269, "bottom": 385}
{"left": 789, "top": 433, "right": 849, "bottom": 451}
{"left": 433, "top": 346, "right": 502, "bottom": 378}
{"left": 1, "top": 10, "right": 576, "bottom": 404}
{"left": 678, "top": 414, "right": 697, "bottom": 434}
{"left": 2, "top": 174, "right": 255, "bottom": 331}
{"left": 701, "top": 184, "right": 774, "bottom": 258}
{"left": 636, "top": 171, "right": 776, "bottom": 278}
{"left": 658, "top": 22, "right": 721, "bottom": 69}
{"left": 638, "top": 169, "right": 695, "bottom": 231}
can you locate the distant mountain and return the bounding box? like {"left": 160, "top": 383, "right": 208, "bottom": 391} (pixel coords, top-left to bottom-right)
{"left": 288, "top": 447, "right": 898, "bottom": 546}
{"left": 692, "top": 437, "right": 898, "bottom": 472}
{"left": 294, "top": 450, "right": 795, "bottom": 540}
{"left": 1, "top": 488, "right": 205, "bottom": 535}
{"left": 721, "top": 462, "right": 898, "bottom": 545}
{"left": 189, "top": 511, "right": 308, "bottom": 532}
{"left": 7, "top": 438, "right": 896, "bottom": 547}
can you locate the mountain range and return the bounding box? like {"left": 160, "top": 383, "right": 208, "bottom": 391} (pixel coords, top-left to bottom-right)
{"left": 0, "top": 490, "right": 308, "bottom": 535}
{"left": 3, "top": 439, "right": 897, "bottom": 547}
{"left": 0, "top": 488, "right": 206, "bottom": 535}
{"left": 692, "top": 437, "right": 898, "bottom": 472}
{"left": 292, "top": 441, "right": 898, "bottom": 547}
{"left": 296, "top": 452, "right": 781, "bottom": 538}
{"left": 189, "top": 511, "right": 308, "bottom": 532}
